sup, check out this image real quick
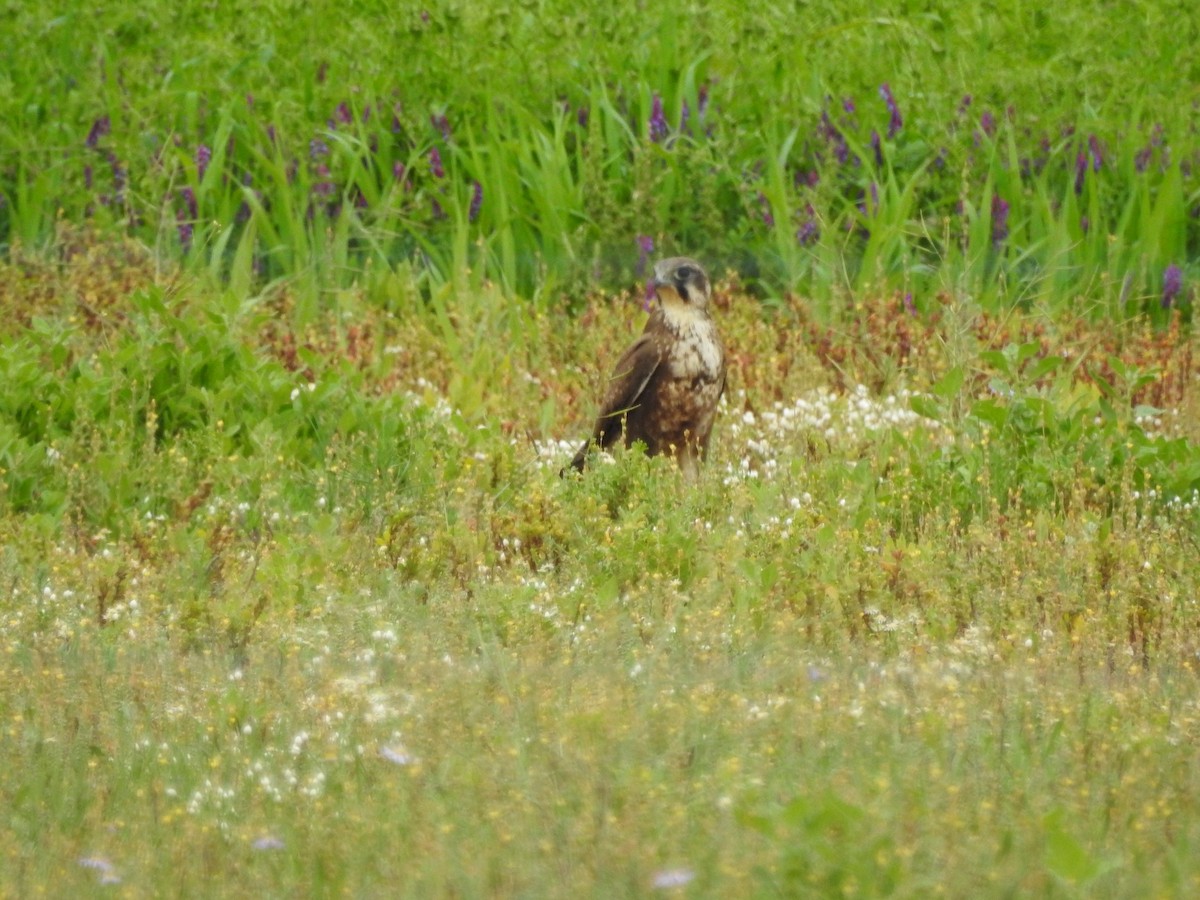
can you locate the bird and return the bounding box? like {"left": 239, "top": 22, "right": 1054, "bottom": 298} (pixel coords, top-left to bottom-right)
{"left": 564, "top": 256, "right": 726, "bottom": 480}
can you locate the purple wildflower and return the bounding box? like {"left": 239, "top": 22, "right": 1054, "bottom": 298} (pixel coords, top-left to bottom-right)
{"left": 1087, "top": 134, "right": 1103, "bottom": 172}
{"left": 85, "top": 116, "right": 110, "bottom": 149}
{"left": 392, "top": 161, "right": 406, "bottom": 182}
{"left": 1162, "top": 264, "right": 1183, "bottom": 308}
{"left": 652, "top": 869, "right": 695, "bottom": 890}
{"left": 310, "top": 138, "right": 330, "bottom": 160}
{"left": 576, "top": 105, "right": 589, "bottom": 128}
{"left": 991, "top": 194, "right": 1010, "bottom": 247}
{"left": 312, "top": 162, "right": 335, "bottom": 197}
{"left": 83, "top": 164, "right": 93, "bottom": 189}
{"left": 429, "top": 146, "right": 444, "bottom": 178}
{"left": 758, "top": 192, "right": 775, "bottom": 228}
{"left": 1135, "top": 145, "right": 1153, "bottom": 173}
{"left": 796, "top": 205, "right": 819, "bottom": 246}
{"left": 109, "top": 153, "right": 126, "bottom": 203}
{"left": 957, "top": 94, "right": 973, "bottom": 116}
{"left": 980, "top": 110, "right": 996, "bottom": 137}
{"left": 902, "top": 292, "right": 916, "bottom": 315}
{"left": 469, "top": 180, "right": 483, "bottom": 222}
{"left": 879, "top": 83, "right": 903, "bottom": 138}
{"left": 335, "top": 102, "right": 353, "bottom": 126}
{"left": 680, "top": 100, "right": 692, "bottom": 135}
{"left": 870, "top": 130, "right": 883, "bottom": 167}
{"left": 1073, "top": 150, "right": 1088, "bottom": 195}
{"left": 649, "top": 93, "right": 669, "bottom": 143}
{"left": 180, "top": 186, "right": 198, "bottom": 219}
{"left": 820, "top": 111, "right": 850, "bottom": 165}
{"left": 431, "top": 113, "right": 451, "bottom": 142}
{"left": 177, "top": 219, "right": 194, "bottom": 251}
{"left": 842, "top": 96, "right": 856, "bottom": 115}
{"left": 636, "top": 234, "right": 654, "bottom": 278}
{"left": 196, "top": 144, "right": 211, "bottom": 180}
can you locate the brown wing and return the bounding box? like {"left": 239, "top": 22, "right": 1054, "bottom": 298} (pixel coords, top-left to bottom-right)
{"left": 566, "top": 334, "right": 663, "bottom": 472}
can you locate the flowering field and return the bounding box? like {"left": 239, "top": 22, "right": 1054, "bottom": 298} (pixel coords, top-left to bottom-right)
{"left": 3, "top": 0, "right": 1200, "bottom": 896}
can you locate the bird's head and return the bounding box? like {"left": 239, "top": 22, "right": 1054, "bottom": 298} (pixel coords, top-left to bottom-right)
{"left": 650, "top": 257, "right": 712, "bottom": 318}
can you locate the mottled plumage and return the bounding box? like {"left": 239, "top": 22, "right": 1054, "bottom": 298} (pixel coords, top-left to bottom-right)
{"left": 566, "top": 257, "right": 726, "bottom": 479}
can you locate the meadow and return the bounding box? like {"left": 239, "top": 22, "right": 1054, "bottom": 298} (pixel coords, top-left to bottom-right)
{"left": 2, "top": 0, "right": 1200, "bottom": 896}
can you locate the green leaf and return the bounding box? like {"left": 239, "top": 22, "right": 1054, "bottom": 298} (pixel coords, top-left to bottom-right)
{"left": 1043, "top": 811, "right": 1100, "bottom": 883}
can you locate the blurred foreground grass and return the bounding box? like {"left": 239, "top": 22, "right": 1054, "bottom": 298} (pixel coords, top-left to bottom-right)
{"left": 2, "top": 236, "right": 1200, "bottom": 895}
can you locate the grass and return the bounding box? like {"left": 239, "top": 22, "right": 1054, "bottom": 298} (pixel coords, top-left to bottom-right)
{"left": 2, "top": 0, "right": 1200, "bottom": 896}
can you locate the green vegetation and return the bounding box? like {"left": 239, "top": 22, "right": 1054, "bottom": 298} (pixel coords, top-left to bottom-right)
{"left": 2, "top": 0, "right": 1200, "bottom": 896}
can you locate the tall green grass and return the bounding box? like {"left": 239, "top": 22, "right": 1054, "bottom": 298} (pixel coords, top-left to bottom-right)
{"left": 2, "top": 0, "right": 1197, "bottom": 315}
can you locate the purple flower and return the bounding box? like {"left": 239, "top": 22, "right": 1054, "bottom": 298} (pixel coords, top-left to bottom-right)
{"left": 680, "top": 100, "right": 692, "bottom": 135}
{"left": 991, "top": 194, "right": 1010, "bottom": 247}
{"left": 431, "top": 113, "right": 451, "bottom": 142}
{"left": 870, "top": 130, "right": 883, "bottom": 167}
{"left": 1088, "top": 134, "right": 1103, "bottom": 172}
{"left": 758, "top": 192, "right": 774, "bottom": 228}
{"left": 842, "top": 96, "right": 856, "bottom": 115}
{"left": 636, "top": 234, "right": 654, "bottom": 278}
{"left": 649, "top": 93, "right": 669, "bottom": 143}
{"left": 335, "top": 102, "right": 353, "bottom": 126}
{"left": 310, "top": 138, "right": 330, "bottom": 160}
{"left": 796, "top": 204, "right": 819, "bottom": 246}
{"left": 576, "top": 105, "right": 589, "bottom": 128}
{"left": 980, "top": 110, "right": 996, "bottom": 137}
{"left": 1162, "top": 264, "right": 1183, "bottom": 308}
{"left": 85, "top": 116, "right": 110, "bottom": 149}
{"left": 392, "top": 161, "right": 407, "bottom": 182}
{"left": 902, "top": 292, "right": 916, "bottom": 315}
{"left": 652, "top": 868, "right": 695, "bottom": 889}
{"left": 177, "top": 219, "right": 194, "bottom": 251}
{"left": 180, "top": 186, "right": 198, "bottom": 219}
{"left": 1073, "top": 150, "right": 1088, "bottom": 195}
{"left": 312, "top": 162, "right": 335, "bottom": 197}
{"left": 469, "top": 180, "right": 483, "bottom": 222}
{"left": 819, "top": 111, "right": 850, "bottom": 165}
{"left": 83, "top": 164, "right": 93, "bottom": 189}
{"left": 196, "top": 144, "right": 211, "bottom": 181}
{"left": 429, "top": 146, "right": 444, "bottom": 178}
{"left": 958, "top": 94, "right": 973, "bottom": 115}
{"left": 879, "top": 83, "right": 903, "bottom": 138}
{"left": 109, "top": 153, "right": 126, "bottom": 201}
{"left": 1135, "top": 145, "right": 1153, "bottom": 173}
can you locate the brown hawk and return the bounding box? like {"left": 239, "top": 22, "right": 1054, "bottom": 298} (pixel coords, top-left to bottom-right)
{"left": 565, "top": 256, "right": 726, "bottom": 479}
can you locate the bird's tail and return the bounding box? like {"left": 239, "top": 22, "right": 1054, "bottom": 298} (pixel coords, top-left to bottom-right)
{"left": 560, "top": 442, "right": 591, "bottom": 477}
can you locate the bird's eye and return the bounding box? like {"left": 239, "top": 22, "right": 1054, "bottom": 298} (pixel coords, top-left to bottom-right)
{"left": 676, "top": 265, "right": 695, "bottom": 280}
